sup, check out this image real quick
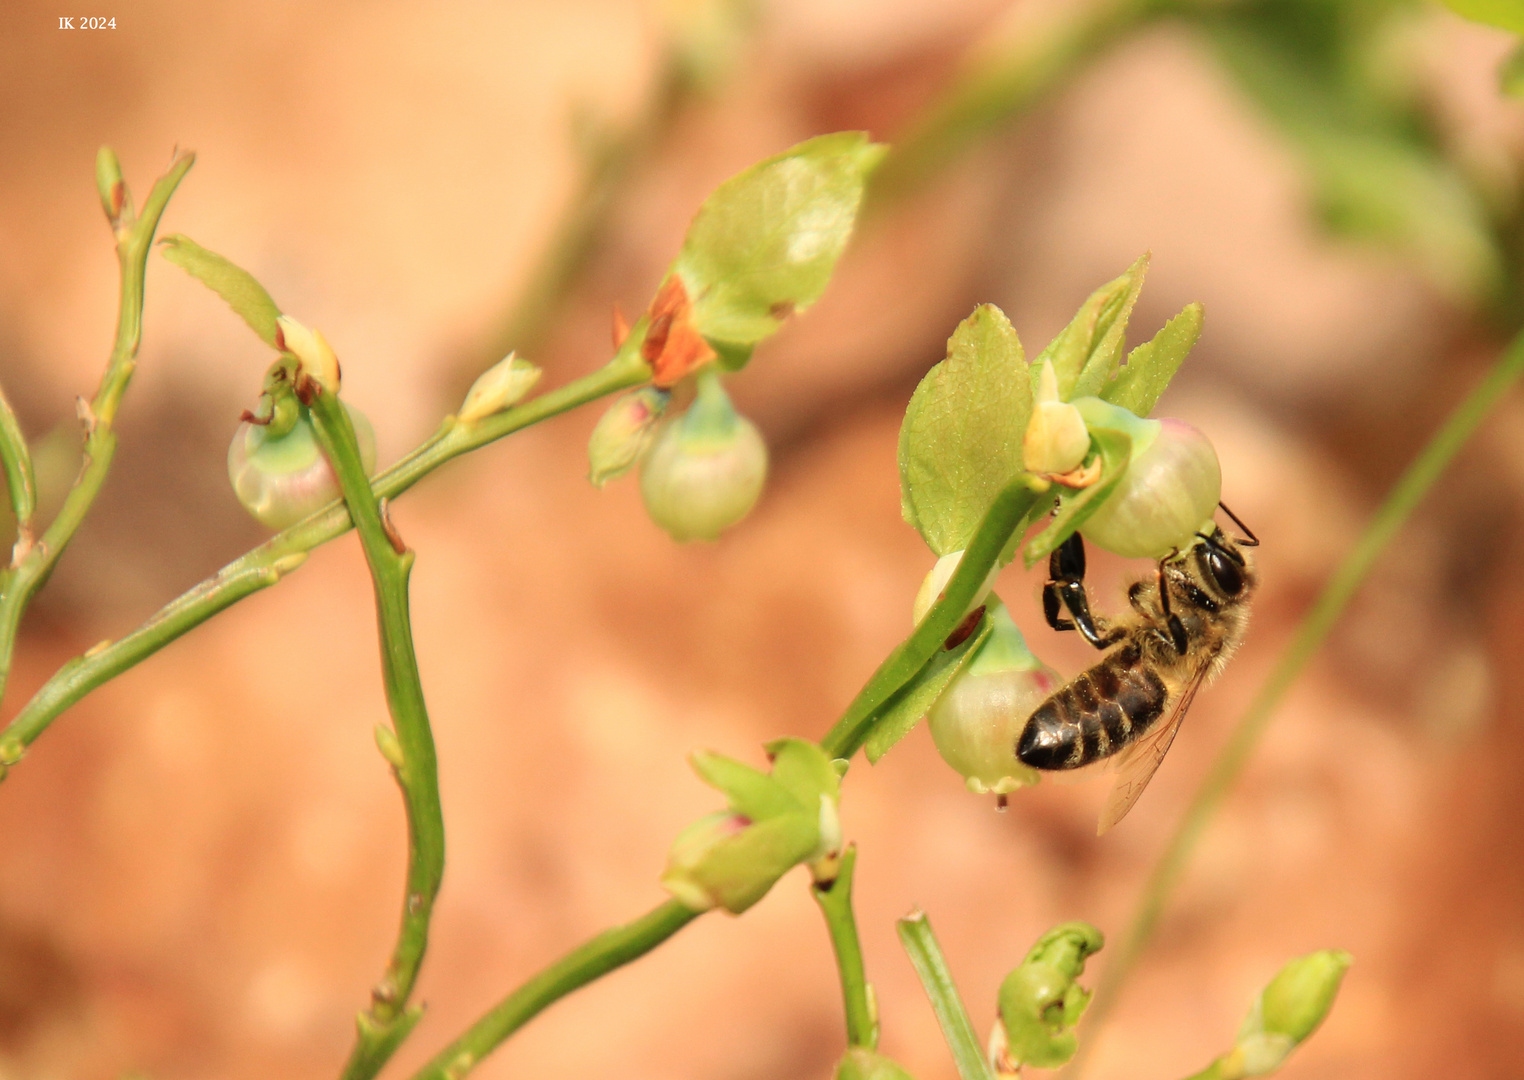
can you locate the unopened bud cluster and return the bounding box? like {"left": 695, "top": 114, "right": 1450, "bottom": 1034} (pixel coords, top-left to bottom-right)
{"left": 1223, "top": 950, "right": 1351, "bottom": 1077}
{"left": 588, "top": 386, "right": 671, "bottom": 487}
{"left": 1021, "top": 367, "right": 1225, "bottom": 559}
{"left": 590, "top": 367, "right": 768, "bottom": 542}
{"left": 661, "top": 738, "right": 843, "bottom": 914}
{"left": 458, "top": 353, "right": 542, "bottom": 423}
{"left": 276, "top": 314, "right": 341, "bottom": 394}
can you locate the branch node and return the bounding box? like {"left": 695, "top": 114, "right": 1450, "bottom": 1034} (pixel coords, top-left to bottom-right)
{"left": 379, "top": 499, "right": 408, "bottom": 555}
{"left": 74, "top": 396, "right": 98, "bottom": 435}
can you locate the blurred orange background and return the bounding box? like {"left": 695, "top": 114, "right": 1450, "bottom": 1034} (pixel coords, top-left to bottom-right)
{"left": 1, "top": 1, "right": 1523, "bottom": 1077}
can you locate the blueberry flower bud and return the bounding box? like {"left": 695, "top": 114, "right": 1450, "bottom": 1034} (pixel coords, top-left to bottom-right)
{"left": 640, "top": 370, "right": 767, "bottom": 541}
{"left": 912, "top": 550, "right": 1000, "bottom": 626}
{"left": 1070, "top": 398, "right": 1221, "bottom": 560}
{"left": 588, "top": 386, "right": 671, "bottom": 487}
{"left": 458, "top": 353, "right": 541, "bottom": 423}
{"left": 95, "top": 146, "right": 128, "bottom": 226}
{"left": 1231, "top": 950, "right": 1351, "bottom": 1076}
{"left": 660, "top": 811, "right": 752, "bottom": 912}
{"left": 660, "top": 737, "right": 843, "bottom": 914}
{"left": 228, "top": 401, "right": 376, "bottom": 529}
{"left": 927, "top": 601, "right": 1053, "bottom": 795}
{"left": 1023, "top": 360, "right": 1091, "bottom": 476}
{"left": 275, "top": 314, "right": 341, "bottom": 394}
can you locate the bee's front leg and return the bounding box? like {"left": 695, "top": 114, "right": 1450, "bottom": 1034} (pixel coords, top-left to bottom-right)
{"left": 1044, "top": 533, "right": 1120, "bottom": 650}
{"left": 1155, "top": 556, "right": 1189, "bottom": 655}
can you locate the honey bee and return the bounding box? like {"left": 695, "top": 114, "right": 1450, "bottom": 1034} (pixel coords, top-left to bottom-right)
{"left": 1018, "top": 505, "right": 1258, "bottom": 833}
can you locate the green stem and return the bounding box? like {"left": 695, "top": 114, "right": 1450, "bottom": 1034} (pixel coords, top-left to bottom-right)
{"left": 0, "top": 340, "right": 651, "bottom": 772}
{"left": 307, "top": 386, "right": 446, "bottom": 1079}
{"left": 0, "top": 151, "right": 194, "bottom": 722}
{"left": 897, "top": 910, "right": 996, "bottom": 1080}
{"left": 0, "top": 382, "right": 36, "bottom": 556}
{"left": 1070, "top": 330, "right": 1524, "bottom": 1074}
{"left": 408, "top": 899, "right": 700, "bottom": 1080}
{"left": 812, "top": 844, "right": 877, "bottom": 1049}
{"left": 819, "top": 476, "right": 1046, "bottom": 759}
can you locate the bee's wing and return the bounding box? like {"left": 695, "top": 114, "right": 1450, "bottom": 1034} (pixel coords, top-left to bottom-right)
{"left": 1096, "top": 661, "right": 1212, "bottom": 835}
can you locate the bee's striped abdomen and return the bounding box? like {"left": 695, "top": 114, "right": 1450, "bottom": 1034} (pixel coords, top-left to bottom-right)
{"left": 1017, "top": 642, "right": 1169, "bottom": 770}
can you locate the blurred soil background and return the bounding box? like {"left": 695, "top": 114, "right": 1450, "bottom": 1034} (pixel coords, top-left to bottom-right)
{"left": 1, "top": 0, "right": 1523, "bottom": 1077}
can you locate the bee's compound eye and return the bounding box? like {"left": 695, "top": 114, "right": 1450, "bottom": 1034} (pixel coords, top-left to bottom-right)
{"left": 1205, "top": 546, "right": 1245, "bottom": 596}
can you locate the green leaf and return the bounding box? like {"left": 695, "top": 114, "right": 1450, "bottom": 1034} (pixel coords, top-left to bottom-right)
{"left": 1021, "top": 428, "right": 1131, "bottom": 568}
{"left": 675, "top": 132, "right": 885, "bottom": 346}
{"left": 899, "top": 304, "right": 1029, "bottom": 555}
{"left": 764, "top": 737, "right": 841, "bottom": 805}
{"left": 1102, "top": 302, "right": 1203, "bottom": 417}
{"left": 1033, "top": 254, "right": 1149, "bottom": 401}
{"left": 160, "top": 234, "right": 282, "bottom": 347}
{"left": 1442, "top": 0, "right": 1524, "bottom": 35}
{"left": 998, "top": 496, "right": 1058, "bottom": 567}
{"left": 689, "top": 751, "right": 800, "bottom": 819}
{"left": 864, "top": 616, "right": 991, "bottom": 763}
{"left": 710, "top": 339, "right": 755, "bottom": 372}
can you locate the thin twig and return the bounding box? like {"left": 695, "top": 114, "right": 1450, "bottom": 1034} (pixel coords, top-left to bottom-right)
{"left": 0, "top": 151, "right": 194, "bottom": 719}
{"left": 308, "top": 385, "right": 447, "bottom": 1078}
{"left": 897, "top": 910, "right": 996, "bottom": 1080}
{"left": 0, "top": 338, "right": 652, "bottom": 772}
{"left": 0, "top": 383, "right": 37, "bottom": 562}
{"left": 812, "top": 844, "right": 877, "bottom": 1049}
{"left": 407, "top": 899, "right": 700, "bottom": 1080}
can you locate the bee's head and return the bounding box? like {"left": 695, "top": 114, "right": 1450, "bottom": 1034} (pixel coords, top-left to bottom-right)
{"left": 1193, "top": 526, "right": 1254, "bottom": 600}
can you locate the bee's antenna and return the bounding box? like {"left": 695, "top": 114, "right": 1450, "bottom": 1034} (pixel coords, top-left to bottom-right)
{"left": 1196, "top": 530, "right": 1245, "bottom": 567}
{"left": 1217, "top": 501, "right": 1259, "bottom": 547}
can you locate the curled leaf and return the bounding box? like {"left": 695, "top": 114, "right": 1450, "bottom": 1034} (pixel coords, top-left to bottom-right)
{"left": 995, "top": 922, "right": 1104, "bottom": 1071}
